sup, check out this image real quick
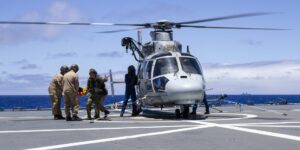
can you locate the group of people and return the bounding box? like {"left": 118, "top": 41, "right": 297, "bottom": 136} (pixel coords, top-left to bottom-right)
{"left": 48, "top": 64, "right": 140, "bottom": 121}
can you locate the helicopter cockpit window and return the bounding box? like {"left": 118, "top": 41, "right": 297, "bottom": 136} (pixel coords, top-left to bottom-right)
{"left": 180, "top": 57, "right": 202, "bottom": 75}
{"left": 154, "top": 57, "right": 178, "bottom": 77}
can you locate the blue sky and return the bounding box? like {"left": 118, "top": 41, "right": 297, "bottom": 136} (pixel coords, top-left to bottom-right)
{"left": 0, "top": 0, "right": 299, "bottom": 95}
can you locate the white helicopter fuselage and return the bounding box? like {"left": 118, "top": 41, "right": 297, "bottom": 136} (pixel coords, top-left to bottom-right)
{"left": 137, "top": 51, "right": 206, "bottom": 106}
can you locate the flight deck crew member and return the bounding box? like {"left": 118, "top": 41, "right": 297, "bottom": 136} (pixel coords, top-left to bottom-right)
{"left": 48, "top": 65, "right": 69, "bottom": 120}
{"left": 63, "top": 64, "right": 82, "bottom": 121}
{"left": 120, "top": 65, "right": 141, "bottom": 117}
{"left": 191, "top": 93, "right": 210, "bottom": 115}
{"left": 86, "top": 68, "right": 110, "bottom": 120}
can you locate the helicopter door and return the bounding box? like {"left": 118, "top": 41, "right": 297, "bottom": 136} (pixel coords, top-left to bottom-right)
{"left": 145, "top": 61, "right": 153, "bottom": 93}
{"left": 136, "top": 64, "right": 142, "bottom": 97}
{"left": 139, "top": 61, "right": 153, "bottom": 96}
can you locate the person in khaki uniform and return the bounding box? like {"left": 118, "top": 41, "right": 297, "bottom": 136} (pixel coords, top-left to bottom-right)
{"left": 63, "top": 64, "right": 82, "bottom": 121}
{"left": 86, "top": 68, "right": 110, "bottom": 120}
{"left": 48, "top": 65, "right": 69, "bottom": 120}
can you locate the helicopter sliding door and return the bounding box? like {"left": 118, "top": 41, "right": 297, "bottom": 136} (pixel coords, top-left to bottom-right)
{"left": 139, "top": 60, "right": 153, "bottom": 96}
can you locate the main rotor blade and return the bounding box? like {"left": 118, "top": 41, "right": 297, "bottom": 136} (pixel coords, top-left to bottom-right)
{"left": 95, "top": 27, "right": 147, "bottom": 33}
{"left": 175, "top": 12, "right": 274, "bottom": 25}
{"left": 179, "top": 25, "right": 287, "bottom": 30}
{"left": 0, "top": 21, "right": 149, "bottom": 27}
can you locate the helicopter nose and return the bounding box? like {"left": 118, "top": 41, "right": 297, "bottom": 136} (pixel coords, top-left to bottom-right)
{"left": 163, "top": 76, "right": 205, "bottom": 104}
{"left": 166, "top": 77, "right": 204, "bottom": 94}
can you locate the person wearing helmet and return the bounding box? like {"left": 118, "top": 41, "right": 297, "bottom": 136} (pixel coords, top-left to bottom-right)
{"left": 86, "top": 68, "right": 110, "bottom": 120}
{"left": 48, "top": 65, "right": 69, "bottom": 120}
{"left": 63, "top": 64, "right": 82, "bottom": 121}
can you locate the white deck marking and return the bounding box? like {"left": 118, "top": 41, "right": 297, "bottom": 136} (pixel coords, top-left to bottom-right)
{"left": 248, "top": 106, "right": 287, "bottom": 115}
{"left": 90, "top": 120, "right": 187, "bottom": 123}
{"left": 204, "top": 113, "right": 257, "bottom": 121}
{"left": 25, "top": 125, "right": 213, "bottom": 150}
{"left": 0, "top": 125, "right": 197, "bottom": 134}
{"left": 230, "top": 125, "right": 300, "bottom": 128}
{"left": 189, "top": 120, "right": 300, "bottom": 142}
{"left": 226, "top": 121, "right": 300, "bottom": 125}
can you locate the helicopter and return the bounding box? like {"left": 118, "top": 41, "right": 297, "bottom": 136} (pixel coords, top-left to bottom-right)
{"left": 0, "top": 12, "right": 284, "bottom": 119}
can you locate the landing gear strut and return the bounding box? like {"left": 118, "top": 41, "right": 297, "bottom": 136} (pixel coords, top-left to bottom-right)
{"left": 175, "top": 105, "right": 190, "bottom": 119}
{"left": 182, "top": 105, "right": 190, "bottom": 119}
{"left": 175, "top": 109, "right": 181, "bottom": 119}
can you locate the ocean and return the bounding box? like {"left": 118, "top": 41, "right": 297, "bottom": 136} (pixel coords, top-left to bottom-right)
{"left": 0, "top": 95, "right": 299, "bottom": 110}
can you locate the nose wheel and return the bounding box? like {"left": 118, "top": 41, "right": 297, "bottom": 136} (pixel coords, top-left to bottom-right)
{"left": 175, "top": 109, "right": 181, "bottom": 119}
{"left": 182, "top": 106, "right": 190, "bottom": 119}
{"left": 175, "top": 105, "right": 190, "bottom": 119}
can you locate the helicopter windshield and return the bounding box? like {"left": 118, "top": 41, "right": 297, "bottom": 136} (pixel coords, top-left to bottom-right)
{"left": 180, "top": 57, "right": 202, "bottom": 75}
{"left": 154, "top": 57, "right": 178, "bottom": 77}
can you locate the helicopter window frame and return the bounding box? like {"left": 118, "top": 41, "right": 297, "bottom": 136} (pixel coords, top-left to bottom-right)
{"left": 153, "top": 57, "right": 179, "bottom": 77}
{"left": 179, "top": 57, "right": 203, "bottom": 75}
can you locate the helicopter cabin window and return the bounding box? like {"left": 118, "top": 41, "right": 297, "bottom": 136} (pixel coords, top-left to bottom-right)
{"left": 180, "top": 57, "right": 202, "bottom": 75}
{"left": 146, "top": 61, "right": 153, "bottom": 79}
{"left": 137, "top": 64, "right": 143, "bottom": 79}
{"left": 154, "top": 57, "right": 179, "bottom": 77}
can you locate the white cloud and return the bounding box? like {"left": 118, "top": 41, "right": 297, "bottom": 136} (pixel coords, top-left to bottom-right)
{"left": 203, "top": 60, "right": 300, "bottom": 94}
{"left": 97, "top": 51, "right": 123, "bottom": 58}
{"left": 0, "top": 74, "right": 51, "bottom": 95}
{"left": 46, "top": 52, "right": 77, "bottom": 59}
{"left": 12, "top": 59, "right": 39, "bottom": 70}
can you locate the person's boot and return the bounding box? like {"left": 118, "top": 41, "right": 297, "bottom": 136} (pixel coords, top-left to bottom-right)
{"left": 66, "top": 116, "right": 72, "bottom": 121}
{"left": 190, "top": 110, "right": 196, "bottom": 115}
{"left": 55, "top": 115, "right": 65, "bottom": 120}
{"left": 104, "top": 110, "right": 110, "bottom": 118}
{"left": 54, "top": 115, "right": 59, "bottom": 120}
{"left": 94, "top": 114, "right": 100, "bottom": 120}
{"left": 87, "top": 115, "right": 92, "bottom": 120}
{"left": 72, "top": 115, "right": 82, "bottom": 121}
{"left": 120, "top": 111, "right": 124, "bottom": 117}
{"left": 204, "top": 110, "right": 210, "bottom": 114}
{"left": 136, "top": 108, "right": 142, "bottom": 115}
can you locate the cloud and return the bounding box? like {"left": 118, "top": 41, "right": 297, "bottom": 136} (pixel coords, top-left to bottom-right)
{"left": 46, "top": 52, "right": 77, "bottom": 59}
{"left": 0, "top": 73, "right": 51, "bottom": 95}
{"left": 97, "top": 51, "right": 123, "bottom": 58}
{"left": 203, "top": 60, "right": 300, "bottom": 69}
{"left": 21, "top": 64, "right": 38, "bottom": 70}
{"left": 12, "top": 59, "right": 28, "bottom": 65}
{"left": 12, "top": 59, "right": 39, "bottom": 70}
{"left": 0, "top": 1, "right": 84, "bottom": 44}
{"left": 203, "top": 60, "right": 300, "bottom": 94}
{"left": 294, "top": 68, "right": 300, "bottom": 72}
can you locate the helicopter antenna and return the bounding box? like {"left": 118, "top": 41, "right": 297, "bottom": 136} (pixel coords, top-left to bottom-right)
{"left": 187, "top": 45, "right": 190, "bottom": 54}
{"left": 137, "top": 29, "right": 143, "bottom": 49}
{"left": 137, "top": 29, "right": 143, "bottom": 60}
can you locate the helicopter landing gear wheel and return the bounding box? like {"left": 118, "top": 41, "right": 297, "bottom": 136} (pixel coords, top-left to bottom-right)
{"left": 175, "top": 109, "right": 181, "bottom": 119}
{"left": 182, "top": 106, "right": 190, "bottom": 119}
